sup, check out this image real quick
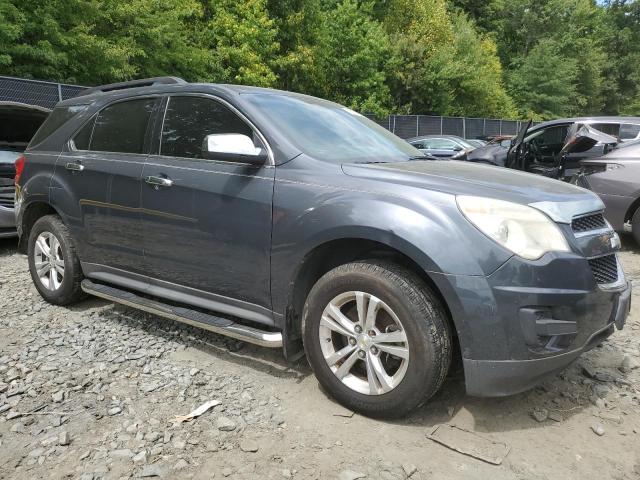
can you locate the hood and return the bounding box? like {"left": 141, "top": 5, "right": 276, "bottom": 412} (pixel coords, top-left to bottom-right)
{"left": 560, "top": 124, "right": 618, "bottom": 155}
{"left": 466, "top": 144, "right": 508, "bottom": 166}
{"left": 342, "top": 160, "right": 603, "bottom": 223}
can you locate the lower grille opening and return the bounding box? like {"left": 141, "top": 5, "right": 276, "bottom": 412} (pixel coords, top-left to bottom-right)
{"left": 588, "top": 254, "right": 618, "bottom": 284}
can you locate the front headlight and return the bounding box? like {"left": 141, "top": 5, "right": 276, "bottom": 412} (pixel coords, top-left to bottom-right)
{"left": 457, "top": 196, "right": 570, "bottom": 260}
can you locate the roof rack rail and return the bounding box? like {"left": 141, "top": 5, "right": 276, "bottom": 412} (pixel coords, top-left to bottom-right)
{"left": 76, "top": 76, "right": 186, "bottom": 97}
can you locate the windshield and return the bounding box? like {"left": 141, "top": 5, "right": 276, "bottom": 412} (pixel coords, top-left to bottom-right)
{"left": 244, "top": 93, "right": 422, "bottom": 163}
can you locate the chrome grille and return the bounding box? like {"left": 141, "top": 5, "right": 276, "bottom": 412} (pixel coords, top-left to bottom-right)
{"left": 588, "top": 254, "right": 618, "bottom": 284}
{"left": 0, "top": 179, "right": 14, "bottom": 209}
{"left": 572, "top": 213, "right": 606, "bottom": 233}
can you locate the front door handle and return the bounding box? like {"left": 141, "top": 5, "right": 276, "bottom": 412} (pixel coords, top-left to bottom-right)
{"left": 65, "top": 162, "right": 84, "bottom": 172}
{"left": 145, "top": 175, "right": 173, "bottom": 188}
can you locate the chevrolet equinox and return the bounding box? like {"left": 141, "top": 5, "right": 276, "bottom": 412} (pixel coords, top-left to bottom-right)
{"left": 15, "top": 77, "right": 631, "bottom": 418}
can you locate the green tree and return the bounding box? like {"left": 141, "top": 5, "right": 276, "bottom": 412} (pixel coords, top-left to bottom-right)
{"left": 600, "top": 0, "right": 640, "bottom": 114}
{"left": 202, "top": 0, "right": 279, "bottom": 86}
{"left": 507, "top": 39, "right": 579, "bottom": 119}
{"left": 266, "top": 0, "right": 323, "bottom": 92}
{"left": 382, "top": 1, "right": 515, "bottom": 116}
{"left": 311, "top": 0, "right": 391, "bottom": 114}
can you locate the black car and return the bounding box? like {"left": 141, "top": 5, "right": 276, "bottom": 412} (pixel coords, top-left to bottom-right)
{"left": 16, "top": 77, "right": 630, "bottom": 418}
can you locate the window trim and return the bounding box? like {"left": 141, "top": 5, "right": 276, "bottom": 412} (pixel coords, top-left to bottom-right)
{"left": 67, "top": 94, "right": 161, "bottom": 155}
{"left": 157, "top": 93, "right": 275, "bottom": 167}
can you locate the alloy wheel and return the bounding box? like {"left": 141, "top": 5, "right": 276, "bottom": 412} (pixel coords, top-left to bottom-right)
{"left": 318, "top": 291, "right": 410, "bottom": 395}
{"left": 33, "top": 231, "right": 64, "bottom": 291}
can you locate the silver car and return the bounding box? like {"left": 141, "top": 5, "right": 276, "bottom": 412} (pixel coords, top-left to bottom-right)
{"left": 0, "top": 102, "right": 50, "bottom": 237}
{"left": 575, "top": 140, "right": 640, "bottom": 243}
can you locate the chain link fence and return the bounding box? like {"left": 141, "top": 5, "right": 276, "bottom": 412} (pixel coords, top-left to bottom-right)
{"left": 365, "top": 114, "right": 526, "bottom": 139}
{"left": 0, "top": 76, "right": 87, "bottom": 109}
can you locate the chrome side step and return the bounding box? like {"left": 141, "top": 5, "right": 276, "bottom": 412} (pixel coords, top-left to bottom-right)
{"left": 81, "top": 279, "right": 283, "bottom": 348}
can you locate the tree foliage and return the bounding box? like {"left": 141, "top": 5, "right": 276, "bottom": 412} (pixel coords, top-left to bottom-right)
{"left": 1, "top": 0, "right": 639, "bottom": 118}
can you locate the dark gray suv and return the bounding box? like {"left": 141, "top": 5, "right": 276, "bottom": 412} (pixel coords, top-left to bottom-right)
{"left": 15, "top": 77, "right": 631, "bottom": 418}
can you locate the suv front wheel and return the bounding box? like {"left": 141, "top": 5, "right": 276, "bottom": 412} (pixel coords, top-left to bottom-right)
{"left": 28, "top": 215, "right": 85, "bottom": 305}
{"left": 302, "top": 261, "right": 452, "bottom": 418}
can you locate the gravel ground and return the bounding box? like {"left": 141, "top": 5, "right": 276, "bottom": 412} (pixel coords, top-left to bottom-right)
{"left": 0, "top": 236, "right": 639, "bottom": 480}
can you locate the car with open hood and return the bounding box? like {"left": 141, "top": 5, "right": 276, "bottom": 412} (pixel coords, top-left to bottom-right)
{"left": 503, "top": 117, "right": 639, "bottom": 180}
{"left": 15, "top": 78, "right": 630, "bottom": 418}
{"left": 0, "top": 101, "right": 50, "bottom": 238}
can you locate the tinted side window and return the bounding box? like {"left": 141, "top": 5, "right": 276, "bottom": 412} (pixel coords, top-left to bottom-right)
{"left": 29, "top": 105, "right": 88, "bottom": 147}
{"left": 426, "top": 138, "right": 457, "bottom": 149}
{"left": 90, "top": 98, "right": 156, "bottom": 154}
{"left": 590, "top": 123, "right": 620, "bottom": 137}
{"left": 161, "top": 96, "right": 254, "bottom": 159}
{"left": 530, "top": 126, "right": 568, "bottom": 150}
{"left": 73, "top": 118, "right": 94, "bottom": 150}
{"left": 620, "top": 123, "right": 640, "bottom": 140}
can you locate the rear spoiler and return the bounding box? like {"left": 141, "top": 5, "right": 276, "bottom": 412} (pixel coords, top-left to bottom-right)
{"left": 76, "top": 77, "right": 186, "bottom": 97}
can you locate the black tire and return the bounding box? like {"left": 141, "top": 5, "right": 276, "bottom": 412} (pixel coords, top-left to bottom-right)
{"left": 631, "top": 207, "right": 640, "bottom": 246}
{"left": 27, "top": 214, "right": 85, "bottom": 305}
{"left": 302, "top": 260, "right": 452, "bottom": 418}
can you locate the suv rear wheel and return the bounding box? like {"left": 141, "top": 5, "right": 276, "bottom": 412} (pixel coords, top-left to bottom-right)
{"left": 302, "top": 260, "right": 451, "bottom": 418}
{"left": 28, "top": 215, "right": 85, "bottom": 305}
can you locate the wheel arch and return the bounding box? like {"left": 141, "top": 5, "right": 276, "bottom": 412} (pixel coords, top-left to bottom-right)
{"left": 18, "top": 201, "right": 61, "bottom": 253}
{"left": 624, "top": 195, "right": 640, "bottom": 225}
{"left": 285, "top": 235, "right": 460, "bottom": 358}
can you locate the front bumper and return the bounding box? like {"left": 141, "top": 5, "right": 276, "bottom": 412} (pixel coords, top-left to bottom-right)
{"left": 0, "top": 206, "right": 16, "bottom": 238}
{"left": 465, "top": 279, "right": 630, "bottom": 396}
{"left": 432, "top": 248, "right": 631, "bottom": 397}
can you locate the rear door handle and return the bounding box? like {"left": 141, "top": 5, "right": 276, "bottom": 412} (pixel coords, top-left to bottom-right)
{"left": 65, "top": 162, "right": 84, "bottom": 172}
{"left": 145, "top": 176, "right": 173, "bottom": 188}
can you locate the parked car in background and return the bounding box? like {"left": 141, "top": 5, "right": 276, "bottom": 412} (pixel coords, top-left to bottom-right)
{"left": 466, "top": 137, "right": 514, "bottom": 167}
{"left": 0, "top": 101, "right": 50, "bottom": 238}
{"left": 16, "top": 77, "right": 629, "bottom": 418}
{"left": 505, "top": 118, "right": 633, "bottom": 180}
{"left": 465, "top": 139, "right": 487, "bottom": 148}
{"left": 406, "top": 135, "right": 476, "bottom": 159}
{"left": 573, "top": 140, "right": 640, "bottom": 244}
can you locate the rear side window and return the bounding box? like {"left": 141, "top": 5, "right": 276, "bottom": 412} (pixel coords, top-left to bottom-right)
{"left": 78, "top": 98, "right": 156, "bottom": 154}
{"left": 425, "top": 138, "right": 457, "bottom": 150}
{"left": 620, "top": 123, "right": 640, "bottom": 140}
{"left": 590, "top": 123, "right": 620, "bottom": 137}
{"left": 29, "top": 105, "right": 88, "bottom": 147}
{"left": 160, "top": 96, "right": 254, "bottom": 159}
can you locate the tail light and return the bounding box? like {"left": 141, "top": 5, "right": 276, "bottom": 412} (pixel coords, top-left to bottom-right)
{"left": 15, "top": 155, "right": 25, "bottom": 185}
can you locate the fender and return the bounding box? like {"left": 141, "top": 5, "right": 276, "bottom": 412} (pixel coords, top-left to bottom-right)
{"left": 270, "top": 160, "right": 512, "bottom": 353}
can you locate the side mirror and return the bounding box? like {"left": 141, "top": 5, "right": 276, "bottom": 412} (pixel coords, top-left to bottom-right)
{"left": 452, "top": 145, "right": 463, "bottom": 152}
{"left": 202, "top": 134, "right": 267, "bottom": 164}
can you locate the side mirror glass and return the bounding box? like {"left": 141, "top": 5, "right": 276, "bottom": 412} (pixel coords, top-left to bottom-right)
{"left": 202, "top": 133, "right": 267, "bottom": 164}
